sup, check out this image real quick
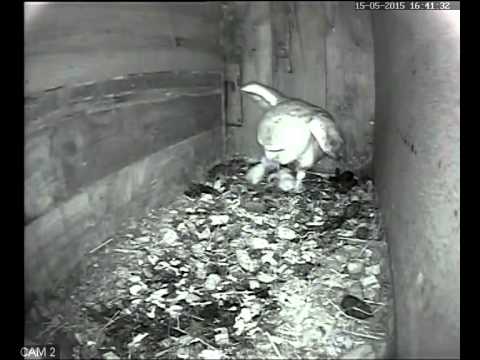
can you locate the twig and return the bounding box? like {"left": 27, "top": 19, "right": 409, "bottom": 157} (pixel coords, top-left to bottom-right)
{"left": 356, "top": 242, "right": 371, "bottom": 259}
{"left": 113, "top": 248, "right": 143, "bottom": 254}
{"left": 305, "top": 170, "right": 331, "bottom": 178}
{"left": 171, "top": 327, "right": 218, "bottom": 350}
{"left": 38, "top": 316, "right": 65, "bottom": 338}
{"left": 351, "top": 306, "right": 373, "bottom": 317}
{"left": 188, "top": 314, "right": 205, "bottom": 322}
{"left": 170, "top": 326, "right": 188, "bottom": 336}
{"left": 275, "top": 335, "right": 301, "bottom": 349}
{"left": 89, "top": 238, "right": 115, "bottom": 254}
{"left": 154, "top": 346, "right": 178, "bottom": 358}
{"left": 96, "top": 310, "right": 122, "bottom": 344}
{"left": 342, "top": 329, "right": 384, "bottom": 340}
{"left": 263, "top": 330, "right": 283, "bottom": 359}
{"left": 329, "top": 268, "right": 348, "bottom": 278}
{"left": 337, "top": 236, "right": 369, "bottom": 243}
{"left": 101, "top": 310, "right": 121, "bottom": 331}
{"left": 363, "top": 299, "right": 386, "bottom": 306}
{"left": 212, "top": 290, "right": 254, "bottom": 297}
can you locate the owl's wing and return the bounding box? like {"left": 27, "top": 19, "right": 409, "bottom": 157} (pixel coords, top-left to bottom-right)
{"left": 240, "top": 82, "right": 287, "bottom": 109}
{"left": 307, "top": 112, "right": 344, "bottom": 160}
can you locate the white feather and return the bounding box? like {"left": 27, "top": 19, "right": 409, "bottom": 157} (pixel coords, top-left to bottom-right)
{"left": 308, "top": 118, "right": 330, "bottom": 153}
{"left": 308, "top": 115, "right": 344, "bottom": 159}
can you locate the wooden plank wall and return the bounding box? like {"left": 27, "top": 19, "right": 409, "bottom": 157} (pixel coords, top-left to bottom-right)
{"left": 25, "top": 2, "right": 223, "bottom": 93}
{"left": 25, "top": 3, "right": 225, "bottom": 295}
{"left": 225, "top": 1, "right": 375, "bottom": 175}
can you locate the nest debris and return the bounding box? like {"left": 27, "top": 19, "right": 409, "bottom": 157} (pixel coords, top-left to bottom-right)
{"left": 25, "top": 158, "right": 394, "bottom": 360}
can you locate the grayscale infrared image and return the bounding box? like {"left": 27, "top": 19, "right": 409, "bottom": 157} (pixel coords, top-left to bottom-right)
{"left": 24, "top": 2, "right": 459, "bottom": 359}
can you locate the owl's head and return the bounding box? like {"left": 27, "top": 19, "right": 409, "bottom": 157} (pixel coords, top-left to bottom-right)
{"left": 258, "top": 115, "right": 312, "bottom": 165}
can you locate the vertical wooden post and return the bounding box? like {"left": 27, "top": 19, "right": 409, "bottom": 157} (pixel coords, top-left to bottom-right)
{"left": 227, "top": 1, "right": 274, "bottom": 158}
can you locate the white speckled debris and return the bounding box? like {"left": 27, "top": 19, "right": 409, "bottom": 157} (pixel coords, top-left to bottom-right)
{"left": 215, "top": 328, "right": 230, "bottom": 346}
{"left": 166, "top": 304, "right": 183, "bottom": 318}
{"left": 147, "top": 254, "right": 159, "bottom": 266}
{"left": 160, "top": 228, "right": 179, "bottom": 245}
{"left": 146, "top": 288, "right": 169, "bottom": 308}
{"left": 128, "top": 275, "right": 143, "bottom": 283}
{"left": 128, "top": 333, "right": 149, "bottom": 349}
{"left": 236, "top": 249, "right": 258, "bottom": 272}
{"left": 349, "top": 282, "right": 364, "bottom": 299}
{"left": 198, "top": 349, "right": 226, "bottom": 360}
{"left": 343, "top": 244, "right": 359, "bottom": 254}
{"left": 277, "top": 226, "right": 297, "bottom": 240}
{"left": 176, "top": 347, "right": 189, "bottom": 359}
{"left": 197, "top": 227, "right": 211, "bottom": 240}
{"left": 350, "top": 194, "right": 360, "bottom": 202}
{"left": 261, "top": 251, "right": 278, "bottom": 266}
{"left": 364, "top": 286, "right": 380, "bottom": 301}
{"left": 131, "top": 299, "right": 143, "bottom": 307}
{"left": 102, "top": 351, "right": 121, "bottom": 360}
{"left": 245, "top": 237, "right": 270, "bottom": 250}
{"left": 365, "top": 264, "right": 381, "bottom": 276}
{"left": 195, "top": 262, "right": 208, "bottom": 280}
{"left": 191, "top": 243, "right": 206, "bottom": 257}
{"left": 205, "top": 274, "right": 222, "bottom": 291}
{"left": 257, "top": 272, "right": 276, "bottom": 283}
{"left": 335, "top": 254, "right": 348, "bottom": 264}
{"left": 347, "top": 261, "right": 364, "bottom": 275}
{"left": 29, "top": 157, "right": 394, "bottom": 360}
{"left": 135, "top": 236, "right": 150, "bottom": 243}
{"left": 249, "top": 280, "right": 260, "bottom": 289}
{"left": 129, "top": 284, "right": 147, "bottom": 296}
{"left": 361, "top": 275, "right": 380, "bottom": 288}
{"left": 146, "top": 305, "right": 156, "bottom": 319}
{"left": 210, "top": 215, "right": 230, "bottom": 226}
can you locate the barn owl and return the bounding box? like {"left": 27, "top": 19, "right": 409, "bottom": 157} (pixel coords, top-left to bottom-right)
{"left": 241, "top": 82, "right": 345, "bottom": 192}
